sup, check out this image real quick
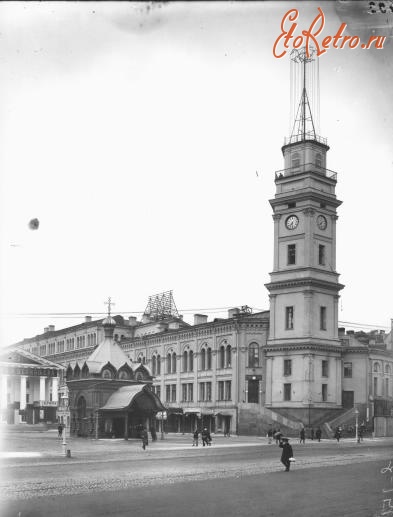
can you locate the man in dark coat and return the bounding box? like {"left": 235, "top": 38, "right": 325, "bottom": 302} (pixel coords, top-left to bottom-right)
{"left": 300, "top": 427, "right": 305, "bottom": 444}
{"left": 279, "top": 437, "right": 294, "bottom": 472}
{"left": 315, "top": 427, "right": 322, "bottom": 442}
{"left": 141, "top": 427, "right": 149, "bottom": 450}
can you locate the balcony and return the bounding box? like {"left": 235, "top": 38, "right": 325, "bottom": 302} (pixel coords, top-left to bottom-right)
{"left": 275, "top": 162, "right": 338, "bottom": 181}
{"left": 283, "top": 134, "right": 328, "bottom": 146}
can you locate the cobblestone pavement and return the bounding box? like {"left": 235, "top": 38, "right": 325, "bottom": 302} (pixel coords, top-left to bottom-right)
{"left": 0, "top": 431, "right": 392, "bottom": 502}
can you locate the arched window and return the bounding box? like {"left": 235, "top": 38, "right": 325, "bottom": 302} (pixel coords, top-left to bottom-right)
{"left": 167, "top": 353, "right": 172, "bottom": 374}
{"left": 118, "top": 370, "right": 129, "bottom": 380}
{"left": 292, "top": 152, "right": 300, "bottom": 169}
{"left": 136, "top": 372, "right": 143, "bottom": 381}
{"left": 374, "top": 362, "right": 381, "bottom": 373}
{"left": 201, "top": 348, "right": 206, "bottom": 371}
{"left": 226, "top": 345, "right": 232, "bottom": 367}
{"left": 219, "top": 345, "right": 225, "bottom": 369}
{"left": 207, "top": 348, "right": 212, "bottom": 370}
{"left": 189, "top": 350, "right": 194, "bottom": 372}
{"left": 152, "top": 355, "right": 157, "bottom": 376}
{"left": 315, "top": 153, "right": 322, "bottom": 168}
{"left": 183, "top": 351, "right": 188, "bottom": 372}
{"left": 157, "top": 355, "right": 161, "bottom": 375}
{"left": 385, "top": 364, "right": 391, "bottom": 375}
{"left": 248, "top": 343, "right": 259, "bottom": 367}
{"left": 102, "top": 368, "right": 112, "bottom": 379}
{"left": 172, "top": 352, "right": 177, "bottom": 373}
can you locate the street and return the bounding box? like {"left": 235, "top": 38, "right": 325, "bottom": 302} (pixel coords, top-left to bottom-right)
{"left": 0, "top": 431, "right": 392, "bottom": 517}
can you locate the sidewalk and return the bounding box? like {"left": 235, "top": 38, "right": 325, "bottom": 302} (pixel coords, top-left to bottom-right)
{"left": 1, "top": 429, "right": 392, "bottom": 462}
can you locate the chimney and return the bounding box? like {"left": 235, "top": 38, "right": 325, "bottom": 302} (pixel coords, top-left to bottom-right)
{"left": 44, "top": 327, "right": 49, "bottom": 333}
{"left": 128, "top": 316, "right": 137, "bottom": 327}
{"left": 228, "top": 308, "right": 240, "bottom": 319}
{"left": 338, "top": 327, "right": 346, "bottom": 336}
{"left": 194, "top": 314, "right": 208, "bottom": 325}
{"left": 48, "top": 325, "right": 55, "bottom": 332}
{"left": 85, "top": 316, "right": 92, "bottom": 323}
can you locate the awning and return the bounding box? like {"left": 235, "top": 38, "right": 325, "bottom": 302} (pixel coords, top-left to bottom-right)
{"left": 166, "top": 407, "right": 183, "bottom": 415}
{"left": 215, "top": 410, "right": 234, "bottom": 416}
{"left": 183, "top": 408, "right": 202, "bottom": 415}
{"left": 100, "top": 384, "right": 165, "bottom": 412}
{"left": 201, "top": 408, "right": 214, "bottom": 415}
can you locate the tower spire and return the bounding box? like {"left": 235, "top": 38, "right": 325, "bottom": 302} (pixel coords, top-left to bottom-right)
{"left": 289, "top": 47, "right": 319, "bottom": 144}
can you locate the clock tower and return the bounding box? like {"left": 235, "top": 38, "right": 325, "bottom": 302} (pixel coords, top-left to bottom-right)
{"left": 264, "top": 48, "right": 344, "bottom": 421}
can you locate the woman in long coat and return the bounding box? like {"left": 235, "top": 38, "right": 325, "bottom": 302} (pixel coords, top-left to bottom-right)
{"left": 279, "top": 437, "right": 294, "bottom": 472}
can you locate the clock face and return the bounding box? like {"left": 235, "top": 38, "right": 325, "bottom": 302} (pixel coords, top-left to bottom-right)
{"left": 317, "top": 215, "right": 327, "bottom": 230}
{"left": 285, "top": 215, "right": 299, "bottom": 230}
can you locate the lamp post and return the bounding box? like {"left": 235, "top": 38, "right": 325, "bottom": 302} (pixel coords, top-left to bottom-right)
{"left": 355, "top": 408, "right": 359, "bottom": 443}
{"left": 61, "top": 393, "right": 69, "bottom": 457}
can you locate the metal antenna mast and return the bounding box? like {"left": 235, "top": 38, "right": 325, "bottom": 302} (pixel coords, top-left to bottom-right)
{"left": 289, "top": 47, "right": 319, "bottom": 144}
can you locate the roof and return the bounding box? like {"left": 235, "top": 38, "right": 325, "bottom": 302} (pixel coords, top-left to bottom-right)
{"left": 100, "top": 384, "right": 165, "bottom": 412}
{"left": 0, "top": 348, "right": 64, "bottom": 369}
{"left": 86, "top": 336, "right": 133, "bottom": 374}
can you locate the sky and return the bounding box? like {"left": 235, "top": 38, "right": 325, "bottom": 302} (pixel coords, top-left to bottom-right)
{"left": 0, "top": 1, "right": 392, "bottom": 347}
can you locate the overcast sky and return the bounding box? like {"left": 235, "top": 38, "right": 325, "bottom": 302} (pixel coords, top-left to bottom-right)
{"left": 0, "top": 1, "right": 392, "bottom": 346}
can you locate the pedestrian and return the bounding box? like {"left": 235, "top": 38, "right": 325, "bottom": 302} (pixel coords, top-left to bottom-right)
{"left": 58, "top": 423, "right": 63, "bottom": 438}
{"left": 150, "top": 425, "right": 157, "bottom": 442}
{"left": 141, "top": 427, "right": 149, "bottom": 450}
{"left": 315, "top": 427, "right": 322, "bottom": 442}
{"left": 201, "top": 427, "right": 210, "bottom": 446}
{"left": 310, "top": 427, "right": 315, "bottom": 441}
{"left": 267, "top": 427, "right": 273, "bottom": 444}
{"left": 274, "top": 428, "right": 282, "bottom": 444}
{"left": 300, "top": 427, "right": 305, "bottom": 444}
{"left": 358, "top": 424, "right": 365, "bottom": 443}
{"left": 192, "top": 429, "right": 199, "bottom": 446}
{"left": 334, "top": 426, "right": 341, "bottom": 442}
{"left": 279, "top": 437, "right": 294, "bottom": 472}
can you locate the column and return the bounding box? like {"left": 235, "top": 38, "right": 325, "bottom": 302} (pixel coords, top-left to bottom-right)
{"left": 272, "top": 214, "right": 281, "bottom": 270}
{"left": 1, "top": 374, "right": 7, "bottom": 408}
{"left": 303, "top": 208, "right": 315, "bottom": 267}
{"left": 303, "top": 291, "right": 314, "bottom": 337}
{"left": 20, "top": 376, "right": 27, "bottom": 410}
{"left": 269, "top": 294, "right": 276, "bottom": 340}
{"left": 51, "top": 376, "right": 59, "bottom": 403}
{"left": 331, "top": 214, "right": 339, "bottom": 270}
{"left": 40, "top": 376, "right": 46, "bottom": 402}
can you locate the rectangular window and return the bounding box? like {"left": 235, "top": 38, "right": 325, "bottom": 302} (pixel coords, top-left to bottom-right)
{"left": 182, "top": 384, "right": 187, "bottom": 402}
{"left": 225, "top": 381, "right": 231, "bottom": 401}
{"left": 322, "top": 384, "right": 328, "bottom": 402}
{"left": 283, "top": 383, "right": 291, "bottom": 401}
{"left": 374, "top": 377, "right": 378, "bottom": 397}
{"left": 343, "top": 362, "right": 352, "bottom": 378}
{"left": 322, "top": 360, "right": 329, "bottom": 377}
{"left": 188, "top": 384, "right": 193, "bottom": 402}
{"left": 206, "top": 382, "right": 212, "bottom": 401}
{"left": 287, "top": 244, "right": 296, "bottom": 265}
{"left": 199, "top": 382, "right": 205, "bottom": 402}
{"left": 318, "top": 245, "right": 326, "bottom": 266}
{"left": 171, "top": 385, "right": 176, "bottom": 403}
{"left": 26, "top": 394, "right": 30, "bottom": 404}
{"left": 283, "top": 359, "right": 292, "bottom": 376}
{"left": 166, "top": 385, "right": 170, "bottom": 403}
{"left": 320, "top": 307, "right": 327, "bottom": 330}
{"left": 218, "top": 381, "right": 224, "bottom": 401}
{"left": 285, "top": 307, "right": 294, "bottom": 330}
{"left": 288, "top": 202, "right": 296, "bottom": 208}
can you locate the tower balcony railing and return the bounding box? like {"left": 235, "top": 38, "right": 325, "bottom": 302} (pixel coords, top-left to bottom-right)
{"left": 275, "top": 163, "right": 338, "bottom": 181}
{"left": 283, "top": 134, "right": 328, "bottom": 146}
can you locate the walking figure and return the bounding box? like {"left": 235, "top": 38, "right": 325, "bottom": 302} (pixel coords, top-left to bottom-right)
{"left": 300, "top": 427, "right": 305, "bottom": 444}
{"left": 141, "top": 427, "right": 149, "bottom": 450}
{"left": 58, "top": 423, "right": 63, "bottom": 439}
{"left": 274, "top": 428, "right": 282, "bottom": 444}
{"left": 310, "top": 427, "right": 315, "bottom": 441}
{"left": 334, "top": 426, "right": 341, "bottom": 442}
{"left": 315, "top": 427, "right": 322, "bottom": 442}
{"left": 279, "top": 437, "right": 294, "bottom": 472}
{"left": 192, "top": 429, "right": 199, "bottom": 446}
{"left": 202, "top": 427, "right": 211, "bottom": 446}
{"left": 267, "top": 427, "right": 273, "bottom": 444}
